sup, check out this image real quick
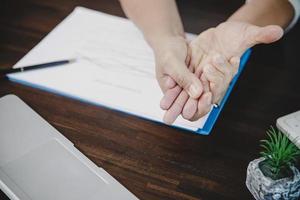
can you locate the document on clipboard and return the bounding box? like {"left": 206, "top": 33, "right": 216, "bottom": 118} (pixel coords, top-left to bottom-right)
{"left": 7, "top": 7, "right": 251, "bottom": 134}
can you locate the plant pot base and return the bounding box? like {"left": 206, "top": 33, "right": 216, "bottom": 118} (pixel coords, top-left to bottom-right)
{"left": 246, "top": 158, "right": 300, "bottom": 200}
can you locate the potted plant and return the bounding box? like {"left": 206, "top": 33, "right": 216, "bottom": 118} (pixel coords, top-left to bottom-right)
{"left": 246, "top": 126, "right": 300, "bottom": 200}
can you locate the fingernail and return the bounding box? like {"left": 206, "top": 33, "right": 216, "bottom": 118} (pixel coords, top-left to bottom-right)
{"left": 189, "top": 84, "right": 199, "bottom": 98}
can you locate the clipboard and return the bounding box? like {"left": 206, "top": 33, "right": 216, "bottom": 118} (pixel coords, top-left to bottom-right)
{"left": 7, "top": 49, "right": 251, "bottom": 135}
{"left": 6, "top": 7, "right": 252, "bottom": 135}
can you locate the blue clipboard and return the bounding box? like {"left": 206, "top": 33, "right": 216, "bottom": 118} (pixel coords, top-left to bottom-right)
{"left": 8, "top": 49, "right": 251, "bottom": 135}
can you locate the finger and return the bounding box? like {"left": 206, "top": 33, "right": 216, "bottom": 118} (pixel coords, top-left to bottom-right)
{"left": 212, "top": 54, "right": 235, "bottom": 85}
{"left": 186, "top": 46, "right": 192, "bottom": 66}
{"left": 203, "top": 64, "right": 226, "bottom": 104}
{"left": 200, "top": 72, "right": 210, "bottom": 92}
{"left": 185, "top": 73, "right": 210, "bottom": 119}
{"left": 156, "top": 71, "right": 168, "bottom": 93}
{"left": 210, "top": 56, "right": 241, "bottom": 105}
{"left": 182, "top": 65, "right": 203, "bottom": 120}
{"left": 166, "top": 60, "right": 203, "bottom": 99}
{"left": 195, "top": 64, "right": 211, "bottom": 93}
{"left": 162, "top": 58, "right": 194, "bottom": 113}
{"left": 182, "top": 97, "right": 198, "bottom": 120}
{"left": 164, "top": 76, "right": 176, "bottom": 89}
{"left": 163, "top": 90, "right": 189, "bottom": 125}
{"left": 245, "top": 25, "right": 284, "bottom": 48}
{"left": 156, "top": 73, "right": 177, "bottom": 93}
{"left": 190, "top": 92, "right": 212, "bottom": 121}
{"left": 160, "top": 85, "right": 181, "bottom": 110}
{"left": 189, "top": 42, "right": 205, "bottom": 69}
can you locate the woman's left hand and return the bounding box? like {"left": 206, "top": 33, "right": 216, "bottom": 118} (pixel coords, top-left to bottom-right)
{"left": 161, "top": 21, "right": 284, "bottom": 124}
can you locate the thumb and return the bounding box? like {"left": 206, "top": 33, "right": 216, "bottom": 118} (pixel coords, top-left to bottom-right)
{"left": 166, "top": 62, "right": 203, "bottom": 99}
{"left": 246, "top": 25, "right": 284, "bottom": 47}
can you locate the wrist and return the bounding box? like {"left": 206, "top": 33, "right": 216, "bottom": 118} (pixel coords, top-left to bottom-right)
{"left": 151, "top": 35, "right": 186, "bottom": 55}
{"left": 151, "top": 35, "right": 188, "bottom": 68}
{"left": 146, "top": 32, "right": 185, "bottom": 51}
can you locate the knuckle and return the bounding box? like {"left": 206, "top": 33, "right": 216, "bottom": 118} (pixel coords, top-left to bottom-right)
{"left": 174, "top": 74, "right": 186, "bottom": 87}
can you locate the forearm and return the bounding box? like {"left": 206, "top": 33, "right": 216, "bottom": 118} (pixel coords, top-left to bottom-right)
{"left": 119, "top": 0, "right": 185, "bottom": 50}
{"left": 228, "top": 0, "right": 294, "bottom": 28}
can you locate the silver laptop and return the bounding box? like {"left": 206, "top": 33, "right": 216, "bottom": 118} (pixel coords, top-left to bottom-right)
{"left": 0, "top": 94, "right": 138, "bottom": 200}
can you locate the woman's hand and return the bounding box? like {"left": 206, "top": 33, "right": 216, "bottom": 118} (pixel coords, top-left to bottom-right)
{"left": 161, "top": 21, "right": 284, "bottom": 124}
{"left": 153, "top": 36, "right": 203, "bottom": 98}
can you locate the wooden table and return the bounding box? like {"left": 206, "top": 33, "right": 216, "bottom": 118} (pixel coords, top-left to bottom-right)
{"left": 1, "top": 0, "right": 299, "bottom": 199}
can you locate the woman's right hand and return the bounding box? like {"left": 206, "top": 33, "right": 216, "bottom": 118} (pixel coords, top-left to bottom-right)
{"left": 153, "top": 36, "right": 203, "bottom": 113}
{"left": 152, "top": 36, "right": 205, "bottom": 124}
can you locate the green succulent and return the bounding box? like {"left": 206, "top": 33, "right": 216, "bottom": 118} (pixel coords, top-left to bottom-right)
{"left": 259, "top": 126, "right": 300, "bottom": 180}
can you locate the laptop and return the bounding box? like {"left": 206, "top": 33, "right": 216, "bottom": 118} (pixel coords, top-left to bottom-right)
{"left": 0, "top": 94, "right": 138, "bottom": 200}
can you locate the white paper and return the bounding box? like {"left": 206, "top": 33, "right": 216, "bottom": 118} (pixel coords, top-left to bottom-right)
{"left": 9, "top": 7, "right": 211, "bottom": 131}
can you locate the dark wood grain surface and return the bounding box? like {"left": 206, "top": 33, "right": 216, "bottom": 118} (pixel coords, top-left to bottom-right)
{"left": 1, "top": 0, "right": 300, "bottom": 199}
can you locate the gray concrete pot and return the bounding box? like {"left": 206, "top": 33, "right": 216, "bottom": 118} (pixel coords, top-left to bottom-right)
{"left": 246, "top": 158, "right": 300, "bottom": 200}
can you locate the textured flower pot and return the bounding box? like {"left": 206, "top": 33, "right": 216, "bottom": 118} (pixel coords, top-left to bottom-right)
{"left": 246, "top": 158, "right": 300, "bottom": 200}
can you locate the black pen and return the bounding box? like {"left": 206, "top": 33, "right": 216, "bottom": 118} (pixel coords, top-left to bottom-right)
{"left": 0, "top": 59, "right": 76, "bottom": 75}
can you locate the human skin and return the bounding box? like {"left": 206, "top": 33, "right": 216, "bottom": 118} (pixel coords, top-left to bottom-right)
{"left": 120, "top": 0, "right": 203, "bottom": 98}
{"left": 119, "top": 0, "right": 294, "bottom": 124}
